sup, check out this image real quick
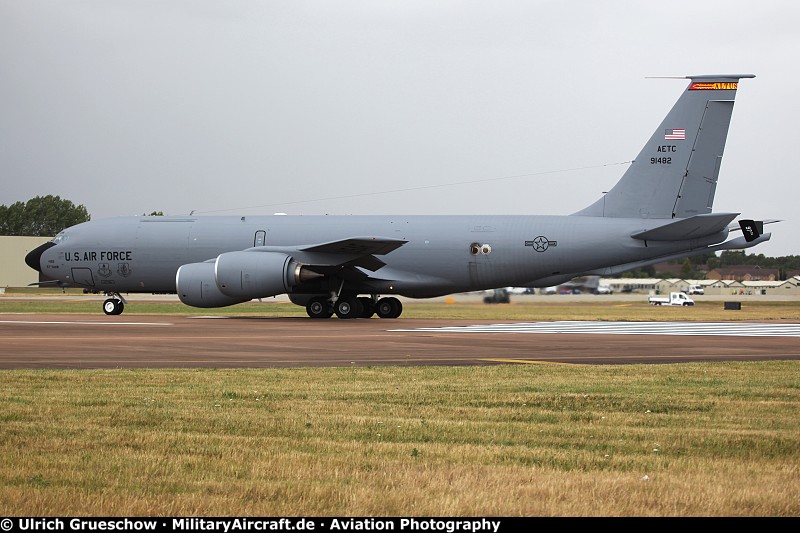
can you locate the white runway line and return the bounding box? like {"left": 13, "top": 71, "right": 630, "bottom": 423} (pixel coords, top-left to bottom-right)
{"left": 390, "top": 321, "right": 800, "bottom": 337}
{"left": 0, "top": 320, "right": 172, "bottom": 326}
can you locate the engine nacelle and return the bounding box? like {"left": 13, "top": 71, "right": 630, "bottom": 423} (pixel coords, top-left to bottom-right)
{"left": 176, "top": 262, "right": 250, "bottom": 308}
{"left": 214, "top": 251, "right": 299, "bottom": 299}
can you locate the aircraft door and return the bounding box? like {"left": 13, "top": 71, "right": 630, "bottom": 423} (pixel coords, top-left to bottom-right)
{"left": 71, "top": 268, "right": 95, "bottom": 287}
{"left": 254, "top": 230, "right": 266, "bottom": 247}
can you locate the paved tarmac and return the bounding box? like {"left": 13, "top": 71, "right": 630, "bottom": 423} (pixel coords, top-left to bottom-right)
{"left": 2, "top": 313, "right": 799, "bottom": 369}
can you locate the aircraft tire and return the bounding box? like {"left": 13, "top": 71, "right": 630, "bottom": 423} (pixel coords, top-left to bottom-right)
{"left": 358, "top": 297, "right": 376, "bottom": 318}
{"left": 306, "top": 297, "right": 333, "bottom": 318}
{"left": 335, "top": 296, "right": 363, "bottom": 319}
{"left": 103, "top": 298, "right": 124, "bottom": 316}
{"left": 376, "top": 297, "right": 402, "bottom": 319}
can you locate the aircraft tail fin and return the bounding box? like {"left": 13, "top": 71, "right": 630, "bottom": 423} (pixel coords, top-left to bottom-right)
{"left": 573, "top": 74, "right": 754, "bottom": 219}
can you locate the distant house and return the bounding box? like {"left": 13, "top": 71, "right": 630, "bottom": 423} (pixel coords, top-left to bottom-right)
{"left": 653, "top": 262, "right": 709, "bottom": 276}
{"left": 705, "top": 266, "right": 780, "bottom": 281}
{"left": 653, "top": 262, "right": 684, "bottom": 275}
{"left": 655, "top": 278, "right": 684, "bottom": 294}
{"left": 707, "top": 279, "right": 744, "bottom": 294}
{"left": 603, "top": 278, "right": 662, "bottom": 294}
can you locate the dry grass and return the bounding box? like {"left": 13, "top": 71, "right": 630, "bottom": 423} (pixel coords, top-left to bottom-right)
{"left": 2, "top": 296, "right": 800, "bottom": 323}
{"left": 1, "top": 363, "right": 799, "bottom": 516}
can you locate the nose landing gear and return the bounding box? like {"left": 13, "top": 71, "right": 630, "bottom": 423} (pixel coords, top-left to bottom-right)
{"left": 102, "top": 293, "right": 127, "bottom": 315}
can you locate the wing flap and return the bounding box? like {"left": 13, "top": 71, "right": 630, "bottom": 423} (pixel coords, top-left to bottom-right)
{"left": 631, "top": 213, "right": 738, "bottom": 241}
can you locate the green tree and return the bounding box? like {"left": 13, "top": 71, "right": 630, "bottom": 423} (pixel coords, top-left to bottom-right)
{"left": 680, "top": 258, "right": 693, "bottom": 279}
{"left": 0, "top": 195, "right": 90, "bottom": 236}
{"left": 719, "top": 250, "right": 746, "bottom": 266}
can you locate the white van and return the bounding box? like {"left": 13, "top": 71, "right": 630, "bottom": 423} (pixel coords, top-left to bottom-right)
{"left": 687, "top": 284, "right": 705, "bottom": 295}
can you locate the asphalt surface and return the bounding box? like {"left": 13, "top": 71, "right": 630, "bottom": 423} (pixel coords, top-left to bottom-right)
{"left": 2, "top": 314, "right": 799, "bottom": 369}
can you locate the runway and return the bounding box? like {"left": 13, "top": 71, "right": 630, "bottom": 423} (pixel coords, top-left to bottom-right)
{"left": 2, "top": 314, "right": 800, "bottom": 369}
{"left": 393, "top": 320, "right": 800, "bottom": 336}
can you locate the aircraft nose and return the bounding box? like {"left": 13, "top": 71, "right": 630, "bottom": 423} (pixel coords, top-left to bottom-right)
{"left": 25, "top": 241, "right": 56, "bottom": 272}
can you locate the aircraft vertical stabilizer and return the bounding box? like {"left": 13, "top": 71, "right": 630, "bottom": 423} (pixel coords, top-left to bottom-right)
{"left": 573, "top": 74, "right": 754, "bottom": 219}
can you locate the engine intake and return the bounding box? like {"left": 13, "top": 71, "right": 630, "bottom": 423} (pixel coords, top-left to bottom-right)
{"left": 176, "top": 262, "right": 249, "bottom": 308}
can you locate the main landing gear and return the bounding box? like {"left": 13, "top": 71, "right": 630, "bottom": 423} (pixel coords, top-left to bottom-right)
{"left": 305, "top": 295, "right": 403, "bottom": 319}
{"left": 102, "top": 293, "right": 127, "bottom": 315}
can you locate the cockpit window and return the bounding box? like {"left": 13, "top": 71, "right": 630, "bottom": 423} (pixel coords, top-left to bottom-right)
{"left": 52, "top": 231, "right": 68, "bottom": 244}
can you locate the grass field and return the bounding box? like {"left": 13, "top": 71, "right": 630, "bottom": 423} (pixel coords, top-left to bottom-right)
{"left": 1, "top": 295, "right": 799, "bottom": 516}
{"left": 3, "top": 290, "right": 800, "bottom": 322}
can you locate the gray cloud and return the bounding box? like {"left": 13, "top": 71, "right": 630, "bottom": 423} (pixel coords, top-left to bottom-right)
{"left": 1, "top": 0, "right": 796, "bottom": 256}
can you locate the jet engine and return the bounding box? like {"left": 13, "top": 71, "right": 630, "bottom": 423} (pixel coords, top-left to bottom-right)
{"left": 176, "top": 251, "right": 320, "bottom": 308}
{"left": 176, "top": 261, "right": 249, "bottom": 308}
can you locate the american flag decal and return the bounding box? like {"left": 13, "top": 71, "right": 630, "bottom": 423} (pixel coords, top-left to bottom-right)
{"left": 665, "top": 128, "right": 685, "bottom": 140}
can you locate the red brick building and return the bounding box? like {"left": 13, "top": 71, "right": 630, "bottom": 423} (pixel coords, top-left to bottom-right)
{"left": 705, "top": 266, "right": 780, "bottom": 281}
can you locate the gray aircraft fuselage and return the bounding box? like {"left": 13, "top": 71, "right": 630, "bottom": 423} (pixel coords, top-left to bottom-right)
{"left": 36, "top": 214, "right": 725, "bottom": 297}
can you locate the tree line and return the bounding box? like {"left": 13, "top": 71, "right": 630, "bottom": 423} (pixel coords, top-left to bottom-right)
{"left": 0, "top": 195, "right": 90, "bottom": 237}
{"left": 0, "top": 196, "right": 166, "bottom": 237}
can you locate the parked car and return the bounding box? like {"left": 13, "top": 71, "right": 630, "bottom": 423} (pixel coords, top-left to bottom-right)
{"left": 483, "top": 288, "right": 510, "bottom": 304}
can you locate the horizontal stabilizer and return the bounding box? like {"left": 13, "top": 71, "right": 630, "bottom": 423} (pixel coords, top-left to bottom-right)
{"left": 299, "top": 237, "right": 407, "bottom": 255}
{"left": 630, "top": 213, "right": 738, "bottom": 241}
{"left": 584, "top": 232, "right": 771, "bottom": 277}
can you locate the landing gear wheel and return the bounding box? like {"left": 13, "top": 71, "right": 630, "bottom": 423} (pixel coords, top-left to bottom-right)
{"left": 376, "top": 297, "right": 402, "bottom": 319}
{"left": 306, "top": 297, "right": 333, "bottom": 318}
{"left": 358, "top": 297, "right": 376, "bottom": 318}
{"left": 103, "top": 298, "right": 124, "bottom": 316}
{"left": 335, "top": 296, "right": 363, "bottom": 319}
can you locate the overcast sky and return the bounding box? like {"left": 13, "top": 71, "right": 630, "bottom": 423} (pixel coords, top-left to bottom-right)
{"left": 1, "top": 1, "right": 797, "bottom": 257}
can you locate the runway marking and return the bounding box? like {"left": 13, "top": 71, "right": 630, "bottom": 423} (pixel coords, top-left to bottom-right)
{"left": 0, "top": 320, "right": 172, "bottom": 326}
{"left": 391, "top": 320, "right": 800, "bottom": 337}
{"left": 481, "top": 358, "right": 578, "bottom": 365}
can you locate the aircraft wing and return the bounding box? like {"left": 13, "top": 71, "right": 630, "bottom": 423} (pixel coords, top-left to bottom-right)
{"left": 630, "top": 213, "right": 739, "bottom": 241}
{"left": 254, "top": 236, "right": 408, "bottom": 274}
{"left": 298, "top": 236, "right": 407, "bottom": 255}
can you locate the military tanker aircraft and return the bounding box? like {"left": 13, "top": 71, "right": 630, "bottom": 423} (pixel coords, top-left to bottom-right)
{"left": 25, "top": 74, "right": 773, "bottom": 318}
